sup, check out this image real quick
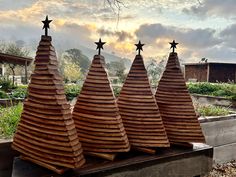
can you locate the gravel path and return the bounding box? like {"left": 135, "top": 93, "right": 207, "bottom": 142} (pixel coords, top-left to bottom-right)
{"left": 204, "top": 161, "right": 236, "bottom": 177}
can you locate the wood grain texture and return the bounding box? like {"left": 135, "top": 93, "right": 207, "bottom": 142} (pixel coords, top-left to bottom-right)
{"left": 155, "top": 52, "right": 205, "bottom": 144}
{"left": 117, "top": 55, "right": 170, "bottom": 151}
{"left": 72, "top": 55, "right": 130, "bottom": 157}
{"left": 12, "top": 35, "right": 85, "bottom": 172}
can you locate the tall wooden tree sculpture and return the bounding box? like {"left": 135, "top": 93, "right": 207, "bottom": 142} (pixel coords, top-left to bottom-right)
{"left": 155, "top": 40, "right": 205, "bottom": 146}
{"left": 12, "top": 16, "right": 85, "bottom": 174}
{"left": 72, "top": 38, "right": 130, "bottom": 160}
{"left": 117, "top": 41, "right": 169, "bottom": 154}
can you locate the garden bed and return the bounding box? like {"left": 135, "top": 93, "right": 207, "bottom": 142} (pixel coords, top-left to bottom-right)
{"left": 200, "top": 113, "right": 236, "bottom": 163}
{"left": 0, "top": 98, "right": 24, "bottom": 107}
{"left": 192, "top": 94, "right": 236, "bottom": 108}
{"left": 188, "top": 82, "right": 236, "bottom": 109}
{"left": 0, "top": 139, "right": 18, "bottom": 177}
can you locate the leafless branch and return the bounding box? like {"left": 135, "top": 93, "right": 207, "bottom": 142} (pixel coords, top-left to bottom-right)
{"left": 105, "top": 0, "right": 126, "bottom": 28}
{"left": 197, "top": 0, "right": 202, "bottom": 5}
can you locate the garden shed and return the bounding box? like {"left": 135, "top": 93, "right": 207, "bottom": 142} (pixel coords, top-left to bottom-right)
{"left": 0, "top": 52, "right": 33, "bottom": 84}
{"left": 184, "top": 62, "right": 236, "bottom": 83}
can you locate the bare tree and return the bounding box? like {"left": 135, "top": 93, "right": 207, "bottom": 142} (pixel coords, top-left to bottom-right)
{"left": 105, "top": 0, "right": 126, "bottom": 27}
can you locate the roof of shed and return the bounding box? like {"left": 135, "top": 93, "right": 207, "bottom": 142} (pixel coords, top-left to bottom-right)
{"left": 0, "top": 52, "right": 33, "bottom": 66}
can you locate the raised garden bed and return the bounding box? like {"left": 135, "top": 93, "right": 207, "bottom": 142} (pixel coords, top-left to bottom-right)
{"left": 192, "top": 94, "right": 236, "bottom": 108}
{"left": 0, "top": 98, "right": 24, "bottom": 107}
{"left": 200, "top": 113, "right": 236, "bottom": 163}
{"left": 0, "top": 139, "right": 18, "bottom": 177}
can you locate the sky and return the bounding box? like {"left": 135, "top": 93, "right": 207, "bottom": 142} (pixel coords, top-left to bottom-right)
{"left": 0, "top": 0, "right": 236, "bottom": 63}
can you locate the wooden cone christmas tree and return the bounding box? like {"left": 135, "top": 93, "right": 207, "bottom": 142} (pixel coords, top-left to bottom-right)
{"left": 155, "top": 40, "right": 205, "bottom": 145}
{"left": 72, "top": 39, "right": 130, "bottom": 160}
{"left": 12, "top": 16, "right": 85, "bottom": 174}
{"left": 117, "top": 41, "right": 169, "bottom": 153}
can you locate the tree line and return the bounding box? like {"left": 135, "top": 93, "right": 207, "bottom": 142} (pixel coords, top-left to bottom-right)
{"left": 0, "top": 41, "right": 166, "bottom": 85}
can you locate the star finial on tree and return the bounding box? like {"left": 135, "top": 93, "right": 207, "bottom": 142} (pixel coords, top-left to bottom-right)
{"left": 169, "top": 40, "right": 178, "bottom": 53}
{"left": 95, "top": 38, "right": 106, "bottom": 55}
{"left": 135, "top": 40, "right": 145, "bottom": 55}
{"left": 42, "top": 15, "right": 52, "bottom": 36}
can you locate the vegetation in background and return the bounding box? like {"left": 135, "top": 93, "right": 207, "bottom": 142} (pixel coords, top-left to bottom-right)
{"left": 0, "top": 91, "right": 9, "bottom": 99}
{"left": 64, "top": 84, "right": 82, "bottom": 101}
{"left": 60, "top": 48, "right": 91, "bottom": 83}
{"left": 9, "top": 85, "right": 28, "bottom": 99}
{"left": 63, "top": 62, "right": 82, "bottom": 83}
{"left": 113, "top": 86, "right": 122, "bottom": 97}
{"left": 106, "top": 60, "right": 126, "bottom": 84}
{"left": 146, "top": 58, "right": 166, "bottom": 85}
{"left": 0, "top": 41, "right": 31, "bottom": 86}
{"left": 0, "top": 41, "right": 30, "bottom": 57}
{"left": 0, "top": 77, "right": 15, "bottom": 92}
{"left": 188, "top": 82, "right": 236, "bottom": 100}
{"left": 0, "top": 103, "right": 23, "bottom": 138}
{"left": 196, "top": 104, "right": 230, "bottom": 117}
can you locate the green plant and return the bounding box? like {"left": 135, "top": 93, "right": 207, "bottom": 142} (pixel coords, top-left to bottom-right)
{"left": 113, "top": 86, "right": 121, "bottom": 97}
{"left": 187, "top": 82, "right": 236, "bottom": 99}
{"left": 0, "top": 90, "right": 9, "bottom": 99}
{"left": 0, "top": 77, "right": 14, "bottom": 92}
{"left": 188, "top": 82, "right": 220, "bottom": 95}
{"left": 196, "top": 105, "right": 230, "bottom": 117}
{"left": 0, "top": 103, "right": 23, "bottom": 138}
{"left": 10, "top": 86, "right": 28, "bottom": 99}
{"left": 64, "top": 84, "right": 82, "bottom": 101}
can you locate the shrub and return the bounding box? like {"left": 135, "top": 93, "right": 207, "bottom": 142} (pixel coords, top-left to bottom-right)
{"left": 0, "top": 90, "right": 9, "bottom": 99}
{"left": 196, "top": 105, "right": 230, "bottom": 117}
{"left": 0, "top": 103, "right": 23, "bottom": 138}
{"left": 113, "top": 86, "right": 121, "bottom": 97}
{"left": 64, "top": 84, "right": 82, "bottom": 101}
{"left": 0, "top": 77, "right": 14, "bottom": 92}
{"left": 10, "top": 86, "right": 28, "bottom": 99}
{"left": 188, "top": 82, "right": 220, "bottom": 95}
{"left": 188, "top": 82, "right": 236, "bottom": 99}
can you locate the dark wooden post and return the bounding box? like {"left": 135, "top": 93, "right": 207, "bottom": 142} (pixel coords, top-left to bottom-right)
{"left": 24, "top": 60, "right": 28, "bottom": 84}
{"left": 9, "top": 64, "right": 16, "bottom": 86}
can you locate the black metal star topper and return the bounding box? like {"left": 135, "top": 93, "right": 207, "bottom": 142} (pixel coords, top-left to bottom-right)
{"left": 135, "top": 40, "right": 145, "bottom": 55}
{"left": 42, "top": 15, "right": 52, "bottom": 36}
{"left": 95, "top": 38, "right": 106, "bottom": 55}
{"left": 169, "top": 40, "right": 178, "bottom": 53}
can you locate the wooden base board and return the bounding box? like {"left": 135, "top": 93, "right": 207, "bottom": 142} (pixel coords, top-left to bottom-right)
{"left": 171, "top": 142, "right": 193, "bottom": 148}
{"left": 20, "top": 155, "right": 68, "bottom": 174}
{"left": 85, "top": 152, "right": 116, "bottom": 161}
{"left": 132, "top": 147, "right": 156, "bottom": 155}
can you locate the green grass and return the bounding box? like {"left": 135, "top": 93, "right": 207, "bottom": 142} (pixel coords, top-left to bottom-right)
{"left": 196, "top": 104, "right": 231, "bottom": 117}
{"left": 0, "top": 103, "right": 23, "bottom": 138}
{"left": 187, "top": 82, "right": 236, "bottom": 100}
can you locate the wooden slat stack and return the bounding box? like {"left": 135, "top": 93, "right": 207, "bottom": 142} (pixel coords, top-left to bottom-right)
{"left": 155, "top": 52, "right": 205, "bottom": 145}
{"left": 12, "top": 35, "right": 85, "bottom": 174}
{"left": 117, "top": 54, "right": 169, "bottom": 153}
{"left": 72, "top": 55, "right": 130, "bottom": 159}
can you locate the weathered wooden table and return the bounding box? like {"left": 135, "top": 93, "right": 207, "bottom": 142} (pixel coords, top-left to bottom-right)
{"left": 12, "top": 143, "right": 213, "bottom": 177}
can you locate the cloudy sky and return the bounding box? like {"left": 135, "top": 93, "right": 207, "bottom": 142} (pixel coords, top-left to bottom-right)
{"left": 0, "top": 0, "right": 236, "bottom": 62}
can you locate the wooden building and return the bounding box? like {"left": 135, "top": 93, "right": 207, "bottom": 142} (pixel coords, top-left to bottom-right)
{"left": 184, "top": 62, "right": 236, "bottom": 83}
{"left": 0, "top": 52, "right": 33, "bottom": 84}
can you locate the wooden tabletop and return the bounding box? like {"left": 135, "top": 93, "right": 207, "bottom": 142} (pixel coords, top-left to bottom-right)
{"left": 12, "top": 143, "right": 213, "bottom": 177}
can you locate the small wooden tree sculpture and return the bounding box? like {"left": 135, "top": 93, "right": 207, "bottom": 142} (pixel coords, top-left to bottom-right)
{"left": 117, "top": 41, "right": 169, "bottom": 154}
{"left": 72, "top": 39, "right": 130, "bottom": 160}
{"left": 155, "top": 40, "right": 205, "bottom": 146}
{"left": 12, "top": 16, "right": 85, "bottom": 174}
